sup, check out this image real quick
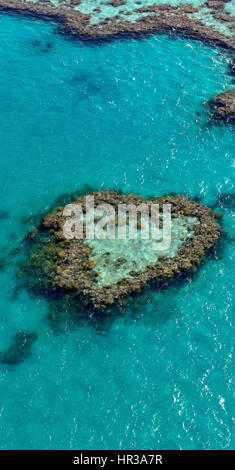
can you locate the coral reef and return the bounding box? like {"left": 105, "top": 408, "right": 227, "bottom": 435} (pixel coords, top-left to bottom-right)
{"left": 0, "top": 330, "right": 38, "bottom": 365}
{"left": 0, "top": 1, "right": 234, "bottom": 51}
{"left": 207, "top": 89, "right": 235, "bottom": 121}
{"left": 19, "top": 190, "right": 221, "bottom": 311}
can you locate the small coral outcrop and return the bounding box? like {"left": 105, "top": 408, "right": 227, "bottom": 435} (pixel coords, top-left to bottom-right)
{"left": 208, "top": 89, "right": 235, "bottom": 122}
{"left": 0, "top": 331, "right": 38, "bottom": 365}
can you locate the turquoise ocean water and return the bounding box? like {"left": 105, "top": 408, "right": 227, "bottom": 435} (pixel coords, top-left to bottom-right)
{"left": 0, "top": 14, "right": 234, "bottom": 449}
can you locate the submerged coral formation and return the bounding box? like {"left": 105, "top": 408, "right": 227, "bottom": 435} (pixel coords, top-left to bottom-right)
{"left": 19, "top": 190, "right": 221, "bottom": 311}
{"left": 215, "top": 192, "right": 235, "bottom": 209}
{"left": 0, "top": 210, "right": 10, "bottom": 220}
{"left": 0, "top": 331, "right": 38, "bottom": 365}
{"left": 0, "top": 257, "right": 6, "bottom": 271}
{"left": 229, "top": 57, "right": 235, "bottom": 75}
{"left": 208, "top": 89, "right": 235, "bottom": 121}
{"left": 0, "top": 0, "right": 234, "bottom": 50}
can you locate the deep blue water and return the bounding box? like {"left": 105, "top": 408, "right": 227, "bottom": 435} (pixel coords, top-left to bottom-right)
{"left": 0, "top": 14, "right": 234, "bottom": 449}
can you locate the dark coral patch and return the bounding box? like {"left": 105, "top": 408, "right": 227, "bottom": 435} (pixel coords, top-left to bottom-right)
{"left": 0, "top": 257, "right": 7, "bottom": 271}
{"left": 207, "top": 89, "right": 235, "bottom": 122}
{"left": 0, "top": 330, "right": 38, "bottom": 366}
{"left": 0, "top": 210, "right": 10, "bottom": 220}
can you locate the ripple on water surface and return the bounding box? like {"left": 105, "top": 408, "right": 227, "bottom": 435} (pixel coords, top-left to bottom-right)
{"left": 0, "top": 14, "right": 234, "bottom": 450}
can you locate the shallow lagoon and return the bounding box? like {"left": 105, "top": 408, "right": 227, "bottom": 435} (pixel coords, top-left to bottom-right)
{"left": 87, "top": 214, "right": 199, "bottom": 286}
{"left": 0, "top": 14, "right": 234, "bottom": 449}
